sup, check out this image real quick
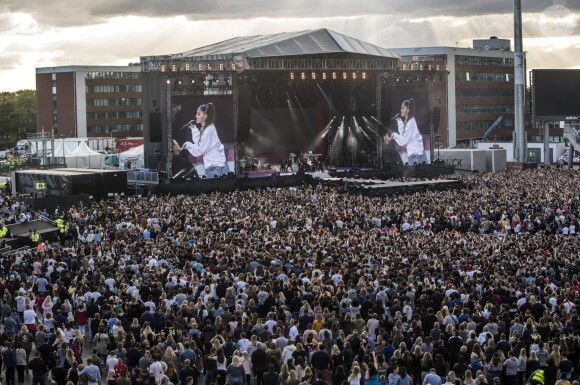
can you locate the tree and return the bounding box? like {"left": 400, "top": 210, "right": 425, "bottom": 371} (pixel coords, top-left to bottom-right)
{"left": 0, "top": 90, "right": 36, "bottom": 149}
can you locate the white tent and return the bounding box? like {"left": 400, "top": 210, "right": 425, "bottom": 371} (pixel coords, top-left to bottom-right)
{"left": 118, "top": 144, "right": 144, "bottom": 169}
{"left": 53, "top": 141, "right": 75, "bottom": 158}
{"left": 67, "top": 141, "right": 105, "bottom": 168}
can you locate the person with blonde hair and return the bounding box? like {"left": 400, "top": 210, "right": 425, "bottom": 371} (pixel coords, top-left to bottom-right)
{"left": 241, "top": 350, "right": 253, "bottom": 385}
{"left": 42, "top": 295, "right": 54, "bottom": 317}
{"left": 226, "top": 355, "right": 244, "bottom": 385}
{"left": 348, "top": 364, "right": 363, "bottom": 385}
{"left": 106, "top": 368, "right": 117, "bottom": 385}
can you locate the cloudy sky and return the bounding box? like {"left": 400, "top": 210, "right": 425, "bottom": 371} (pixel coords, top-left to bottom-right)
{"left": 1, "top": 0, "right": 579, "bottom": 92}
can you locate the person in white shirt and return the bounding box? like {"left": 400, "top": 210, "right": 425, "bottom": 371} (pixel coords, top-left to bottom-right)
{"left": 385, "top": 98, "right": 425, "bottom": 165}
{"left": 106, "top": 351, "right": 119, "bottom": 371}
{"left": 173, "top": 102, "right": 228, "bottom": 179}
{"left": 288, "top": 320, "right": 300, "bottom": 342}
{"left": 23, "top": 308, "right": 38, "bottom": 332}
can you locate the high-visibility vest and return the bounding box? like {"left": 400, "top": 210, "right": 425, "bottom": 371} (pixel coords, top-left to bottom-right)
{"left": 531, "top": 369, "right": 544, "bottom": 384}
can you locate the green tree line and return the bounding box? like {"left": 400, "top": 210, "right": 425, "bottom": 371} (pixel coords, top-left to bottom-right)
{"left": 0, "top": 90, "right": 37, "bottom": 150}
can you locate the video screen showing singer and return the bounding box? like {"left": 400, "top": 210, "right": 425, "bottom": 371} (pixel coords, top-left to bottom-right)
{"left": 385, "top": 98, "right": 425, "bottom": 165}
{"left": 172, "top": 102, "right": 228, "bottom": 178}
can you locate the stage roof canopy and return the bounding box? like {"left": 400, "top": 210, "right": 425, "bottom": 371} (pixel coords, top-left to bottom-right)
{"left": 173, "top": 29, "right": 398, "bottom": 59}
{"left": 141, "top": 29, "right": 399, "bottom": 72}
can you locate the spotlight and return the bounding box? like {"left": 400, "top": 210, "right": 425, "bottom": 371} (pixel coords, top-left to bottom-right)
{"left": 311, "top": 72, "right": 316, "bottom": 80}
{"left": 352, "top": 72, "right": 357, "bottom": 80}
{"left": 342, "top": 72, "right": 347, "bottom": 80}
{"left": 322, "top": 72, "right": 327, "bottom": 80}
{"left": 332, "top": 72, "right": 337, "bottom": 80}
{"left": 160, "top": 64, "right": 166, "bottom": 72}
{"left": 171, "top": 64, "right": 177, "bottom": 72}
{"left": 290, "top": 72, "right": 295, "bottom": 80}
{"left": 301, "top": 72, "right": 306, "bottom": 80}
{"left": 362, "top": 72, "right": 366, "bottom": 80}
{"left": 185, "top": 63, "right": 190, "bottom": 71}
{"left": 166, "top": 79, "right": 170, "bottom": 84}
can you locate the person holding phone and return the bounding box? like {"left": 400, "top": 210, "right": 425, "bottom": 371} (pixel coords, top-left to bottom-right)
{"left": 172, "top": 102, "right": 228, "bottom": 178}
{"left": 385, "top": 98, "right": 425, "bottom": 165}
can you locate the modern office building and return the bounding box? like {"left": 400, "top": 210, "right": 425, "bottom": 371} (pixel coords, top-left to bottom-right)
{"left": 392, "top": 37, "right": 534, "bottom": 148}
{"left": 36, "top": 65, "right": 143, "bottom": 139}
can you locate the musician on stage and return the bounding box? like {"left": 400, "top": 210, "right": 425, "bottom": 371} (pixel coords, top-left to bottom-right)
{"left": 172, "top": 102, "right": 228, "bottom": 178}
{"left": 385, "top": 98, "right": 425, "bottom": 164}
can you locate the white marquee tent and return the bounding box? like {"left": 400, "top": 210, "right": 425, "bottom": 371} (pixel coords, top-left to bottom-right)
{"left": 118, "top": 144, "right": 144, "bottom": 169}
{"left": 66, "top": 141, "right": 105, "bottom": 168}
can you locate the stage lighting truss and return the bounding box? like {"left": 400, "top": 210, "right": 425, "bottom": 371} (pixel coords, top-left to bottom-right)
{"left": 167, "top": 73, "right": 233, "bottom": 95}
{"left": 290, "top": 71, "right": 368, "bottom": 82}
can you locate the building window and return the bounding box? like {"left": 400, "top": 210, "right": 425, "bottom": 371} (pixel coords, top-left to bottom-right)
{"left": 457, "top": 104, "right": 514, "bottom": 114}
{"left": 457, "top": 120, "right": 499, "bottom": 131}
{"left": 85, "top": 71, "right": 140, "bottom": 80}
{"left": 88, "top": 123, "right": 143, "bottom": 134}
{"left": 457, "top": 88, "right": 514, "bottom": 98}
{"left": 455, "top": 55, "right": 514, "bottom": 67}
{"left": 86, "top": 84, "right": 142, "bottom": 93}
{"left": 456, "top": 71, "right": 513, "bottom": 82}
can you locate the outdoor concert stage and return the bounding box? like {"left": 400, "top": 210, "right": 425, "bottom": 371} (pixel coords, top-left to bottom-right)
{"left": 149, "top": 163, "right": 459, "bottom": 195}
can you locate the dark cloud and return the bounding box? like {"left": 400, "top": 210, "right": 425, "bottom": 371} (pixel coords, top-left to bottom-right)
{"left": 4, "top": 0, "right": 579, "bottom": 28}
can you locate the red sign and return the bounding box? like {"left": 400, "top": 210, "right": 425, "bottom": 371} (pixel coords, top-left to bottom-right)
{"left": 116, "top": 138, "right": 144, "bottom": 152}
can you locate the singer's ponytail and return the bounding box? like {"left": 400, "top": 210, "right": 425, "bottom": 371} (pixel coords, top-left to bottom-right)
{"left": 402, "top": 98, "right": 416, "bottom": 122}
{"left": 199, "top": 102, "right": 215, "bottom": 129}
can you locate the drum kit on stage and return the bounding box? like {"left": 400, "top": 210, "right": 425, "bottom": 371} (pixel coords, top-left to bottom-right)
{"left": 240, "top": 152, "right": 323, "bottom": 173}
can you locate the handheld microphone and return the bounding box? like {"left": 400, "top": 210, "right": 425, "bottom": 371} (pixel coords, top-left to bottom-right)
{"left": 179, "top": 120, "right": 194, "bottom": 130}
{"left": 390, "top": 113, "right": 401, "bottom": 121}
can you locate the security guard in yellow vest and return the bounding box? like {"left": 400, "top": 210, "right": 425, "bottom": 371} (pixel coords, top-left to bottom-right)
{"left": 30, "top": 229, "right": 40, "bottom": 244}
{"left": 0, "top": 224, "right": 7, "bottom": 238}
{"left": 528, "top": 368, "right": 544, "bottom": 385}
{"left": 56, "top": 218, "right": 66, "bottom": 237}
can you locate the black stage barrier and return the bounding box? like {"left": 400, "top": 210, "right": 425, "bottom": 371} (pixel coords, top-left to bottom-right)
{"left": 327, "top": 164, "right": 455, "bottom": 179}
{"left": 150, "top": 173, "right": 306, "bottom": 195}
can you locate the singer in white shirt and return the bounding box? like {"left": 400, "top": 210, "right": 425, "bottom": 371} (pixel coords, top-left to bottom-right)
{"left": 385, "top": 98, "right": 425, "bottom": 165}
{"left": 173, "top": 102, "right": 228, "bottom": 178}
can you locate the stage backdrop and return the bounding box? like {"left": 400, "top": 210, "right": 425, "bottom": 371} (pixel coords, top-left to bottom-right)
{"left": 239, "top": 107, "right": 324, "bottom": 165}
{"left": 170, "top": 96, "right": 235, "bottom": 177}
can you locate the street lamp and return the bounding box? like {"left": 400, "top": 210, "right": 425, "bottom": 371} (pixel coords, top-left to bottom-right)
{"left": 60, "top": 134, "right": 65, "bottom": 166}
{"left": 106, "top": 129, "right": 116, "bottom": 152}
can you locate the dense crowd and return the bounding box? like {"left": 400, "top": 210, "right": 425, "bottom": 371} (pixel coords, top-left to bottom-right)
{"left": 0, "top": 167, "right": 579, "bottom": 385}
